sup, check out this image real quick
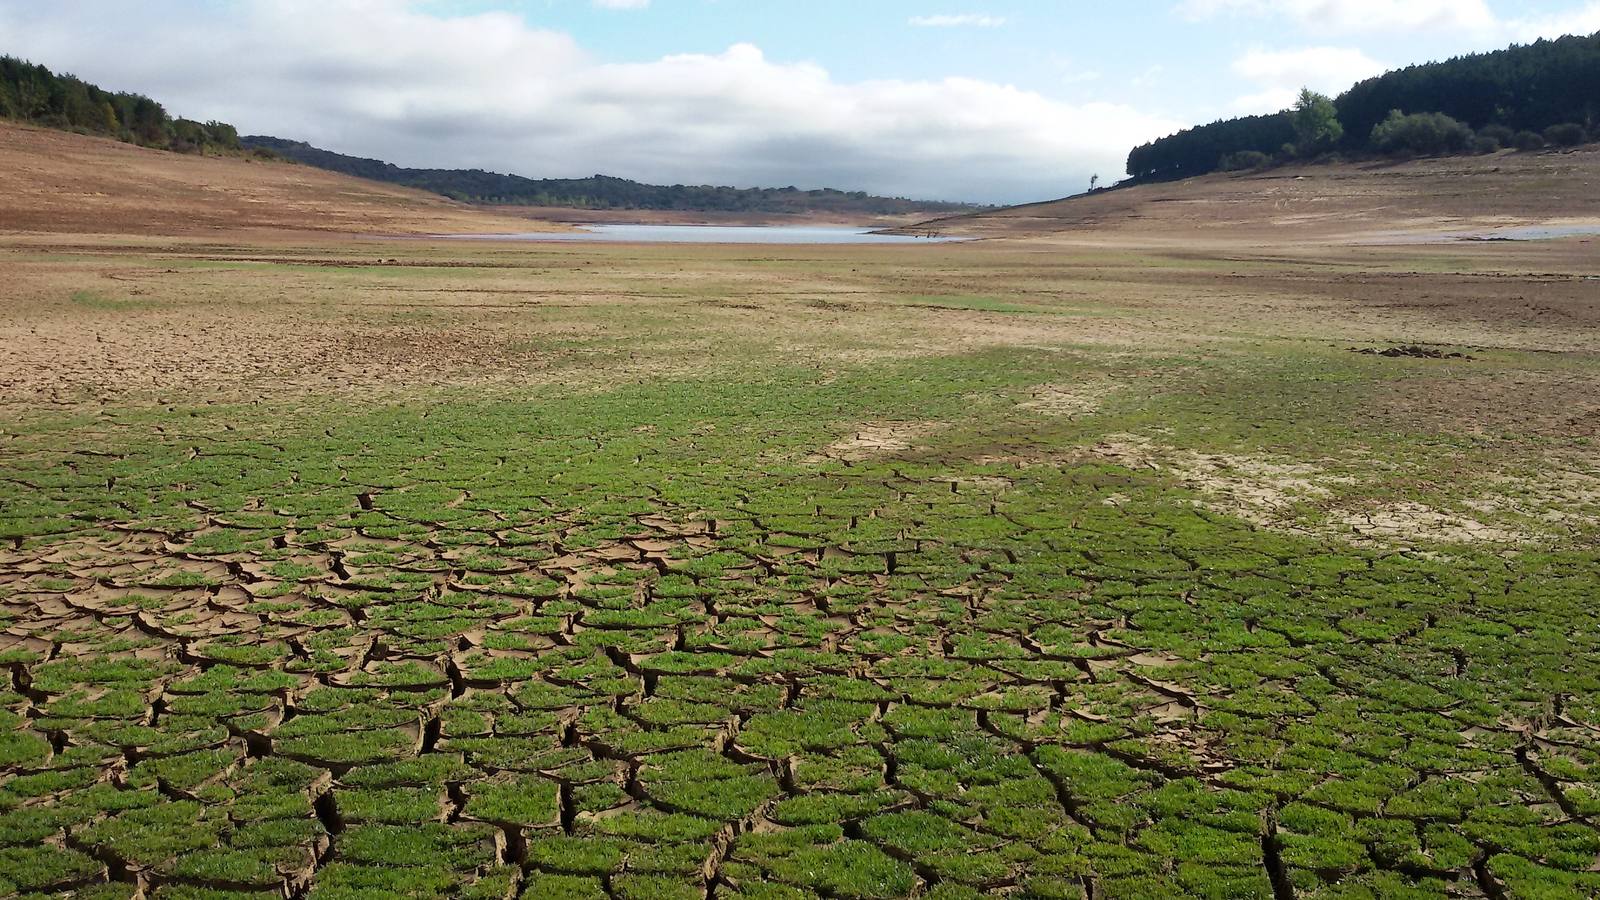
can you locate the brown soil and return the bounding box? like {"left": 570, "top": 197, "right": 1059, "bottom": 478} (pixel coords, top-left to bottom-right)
{"left": 0, "top": 123, "right": 557, "bottom": 237}
{"left": 0, "top": 126, "right": 1596, "bottom": 439}
{"left": 2, "top": 230, "right": 1597, "bottom": 411}
{"left": 1371, "top": 371, "right": 1600, "bottom": 438}
{"left": 908, "top": 146, "right": 1600, "bottom": 245}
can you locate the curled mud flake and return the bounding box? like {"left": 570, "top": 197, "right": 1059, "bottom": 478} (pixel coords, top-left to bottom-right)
{"left": 1334, "top": 501, "right": 1526, "bottom": 546}
{"left": 1088, "top": 436, "right": 1566, "bottom": 545}
{"left": 807, "top": 422, "right": 945, "bottom": 463}
{"left": 1018, "top": 380, "right": 1116, "bottom": 417}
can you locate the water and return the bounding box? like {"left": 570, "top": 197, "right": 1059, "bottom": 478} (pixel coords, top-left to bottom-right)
{"left": 443, "top": 223, "right": 966, "bottom": 245}
{"left": 1457, "top": 225, "right": 1600, "bottom": 242}
{"left": 1362, "top": 224, "right": 1600, "bottom": 245}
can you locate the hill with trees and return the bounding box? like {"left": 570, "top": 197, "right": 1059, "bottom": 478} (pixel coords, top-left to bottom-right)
{"left": 0, "top": 55, "right": 243, "bottom": 155}
{"left": 1, "top": 54, "right": 977, "bottom": 216}
{"left": 241, "top": 137, "right": 981, "bottom": 215}
{"left": 1128, "top": 32, "right": 1599, "bottom": 183}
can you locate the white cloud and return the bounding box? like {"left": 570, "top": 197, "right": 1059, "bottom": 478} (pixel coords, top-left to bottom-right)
{"left": 1503, "top": 1, "right": 1600, "bottom": 42}
{"left": 592, "top": 0, "right": 649, "bottom": 8}
{"left": 909, "top": 14, "right": 1007, "bottom": 27}
{"left": 1188, "top": 1, "right": 1599, "bottom": 112}
{"left": 0, "top": 0, "right": 1176, "bottom": 202}
{"left": 1181, "top": 0, "right": 1497, "bottom": 34}
{"left": 1229, "top": 46, "right": 1387, "bottom": 113}
{"left": 1183, "top": 0, "right": 1600, "bottom": 41}
{"left": 1131, "top": 65, "right": 1165, "bottom": 88}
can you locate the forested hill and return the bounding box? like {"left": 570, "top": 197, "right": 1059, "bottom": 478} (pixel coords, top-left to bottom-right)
{"left": 1, "top": 54, "right": 976, "bottom": 215}
{"left": 1128, "top": 32, "right": 1600, "bottom": 182}
{"left": 1, "top": 55, "right": 243, "bottom": 154}
{"left": 242, "top": 137, "right": 981, "bottom": 215}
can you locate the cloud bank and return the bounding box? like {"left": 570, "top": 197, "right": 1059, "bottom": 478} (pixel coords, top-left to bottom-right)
{"left": 1184, "top": 0, "right": 1600, "bottom": 42}
{"left": 1190, "top": 1, "right": 1600, "bottom": 114}
{"left": 0, "top": 0, "right": 1175, "bottom": 203}
{"left": 1229, "top": 47, "right": 1388, "bottom": 113}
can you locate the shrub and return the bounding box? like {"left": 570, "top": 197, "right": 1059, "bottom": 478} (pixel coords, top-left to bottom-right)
{"left": 1219, "top": 151, "right": 1270, "bottom": 172}
{"left": 1544, "top": 123, "right": 1588, "bottom": 147}
{"left": 1291, "top": 89, "right": 1344, "bottom": 156}
{"left": 1370, "top": 110, "right": 1474, "bottom": 157}
{"left": 1513, "top": 130, "right": 1546, "bottom": 151}
{"left": 1472, "top": 135, "right": 1502, "bottom": 154}
{"left": 1479, "top": 124, "right": 1515, "bottom": 145}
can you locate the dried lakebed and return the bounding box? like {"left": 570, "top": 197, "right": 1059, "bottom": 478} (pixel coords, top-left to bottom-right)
{"left": 1, "top": 237, "right": 1598, "bottom": 900}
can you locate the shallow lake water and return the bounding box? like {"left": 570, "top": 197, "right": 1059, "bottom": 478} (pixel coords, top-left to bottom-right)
{"left": 1362, "top": 223, "right": 1600, "bottom": 244}
{"left": 1458, "top": 224, "right": 1600, "bottom": 241}
{"left": 444, "top": 223, "right": 967, "bottom": 245}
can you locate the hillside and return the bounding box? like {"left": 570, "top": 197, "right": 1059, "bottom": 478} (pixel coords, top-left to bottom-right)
{"left": 4, "top": 52, "right": 969, "bottom": 223}
{"left": 1129, "top": 32, "right": 1600, "bottom": 182}
{"left": 243, "top": 136, "right": 981, "bottom": 216}
{"left": 2, "top": 54, "right": 242, "bottom": 154}
{"left": 0, "top": 123, "right": 555, "bottom": 236}
{"left": 906, "top": 145, "right": 1600, "bottom": 244}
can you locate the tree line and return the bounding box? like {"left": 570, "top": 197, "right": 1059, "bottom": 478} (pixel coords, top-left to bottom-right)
{"left": 1, "top": 54, "right": 975, "bottom": 214}
{"left": 242, "top": 137, "right": 981, "bottom": 215}
{"left": 1128, "top": 32, "right": 1599, "bottom": 182}
{"left": 0, "top": 55, "right": 242, "bottom": 154}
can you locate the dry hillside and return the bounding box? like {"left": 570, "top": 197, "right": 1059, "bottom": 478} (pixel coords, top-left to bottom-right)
{"left": 911, "top": 147, "right": 1600, "bottom": 244}
{"left": 0, "top": 123, "right": 553, "bottom": 237}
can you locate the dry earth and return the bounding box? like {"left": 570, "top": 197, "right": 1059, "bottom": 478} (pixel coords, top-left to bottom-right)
{"left": 2, "top": 129, "right": 1600, "bottom": 900}
{"left": 909, "top": 147, "right": 1600, "bottom": 245}
{"left": 0, "top": 123, "right": 554, "bottom": 237}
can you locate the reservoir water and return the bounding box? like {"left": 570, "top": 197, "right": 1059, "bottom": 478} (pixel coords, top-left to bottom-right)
{"left": 1362, "top": 223, "right": 1600, "bottom": 244}
{"left": 444, "top": 223, "right": 966, "bottom": 245}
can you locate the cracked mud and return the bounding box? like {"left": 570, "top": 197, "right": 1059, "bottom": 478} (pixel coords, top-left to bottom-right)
{"left": 2, "top": 234, "right": 1599, "bottom": 899}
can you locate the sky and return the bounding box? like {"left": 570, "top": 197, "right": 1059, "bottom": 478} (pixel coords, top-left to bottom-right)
{"left": 2, "top": 1, "right": 1598, "bottom": 203}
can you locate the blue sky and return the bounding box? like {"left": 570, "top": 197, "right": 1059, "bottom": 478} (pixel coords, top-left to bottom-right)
{"left": 424, "top": 0, "right": 1597, "bottom": 122}
{"left": 3, "top": 0, "right": 1598, "bottom": 202}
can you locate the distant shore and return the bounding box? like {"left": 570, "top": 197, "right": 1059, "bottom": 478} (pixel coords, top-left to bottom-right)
{"left": 483, "top": 205, "right": 936, "bottom": 229}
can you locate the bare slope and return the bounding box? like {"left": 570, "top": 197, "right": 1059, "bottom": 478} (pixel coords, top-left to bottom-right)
{"left": 0, "top": 123, "right": 554, "bottom": 237}
{"left": 912, "top": 147, "right": 1600, "bottom": 244}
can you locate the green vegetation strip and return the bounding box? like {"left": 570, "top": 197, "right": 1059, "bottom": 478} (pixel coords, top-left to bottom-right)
{"left": 0, "top": 350, "right": 1597, "bottom": 899}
